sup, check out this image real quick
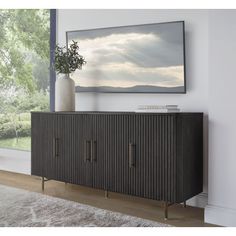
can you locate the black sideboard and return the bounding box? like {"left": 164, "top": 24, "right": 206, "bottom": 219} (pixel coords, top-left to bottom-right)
{"left": 31, "top": 112, "right": 203, "bottom": 219}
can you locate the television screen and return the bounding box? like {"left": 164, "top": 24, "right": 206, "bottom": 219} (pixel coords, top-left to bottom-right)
{"left": 66, "top": 21, "right": 186, "bottom": 93}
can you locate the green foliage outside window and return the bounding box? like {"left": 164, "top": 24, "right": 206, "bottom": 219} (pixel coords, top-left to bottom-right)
{"left": 0, "top": 9, "right": 50, "bottom": 151}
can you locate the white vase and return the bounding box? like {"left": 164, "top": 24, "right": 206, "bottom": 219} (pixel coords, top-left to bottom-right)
{"left": 55, "top": 75, "right": 75, "bottom": 111}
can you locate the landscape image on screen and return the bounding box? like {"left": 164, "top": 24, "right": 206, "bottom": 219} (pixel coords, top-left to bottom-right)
{"left": 67, "top": 21, "right": 185, "bottom": 93}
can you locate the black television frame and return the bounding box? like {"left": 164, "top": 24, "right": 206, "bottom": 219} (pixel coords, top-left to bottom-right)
{"left": 66, "top": 21, "right": 186, "bottom": 94}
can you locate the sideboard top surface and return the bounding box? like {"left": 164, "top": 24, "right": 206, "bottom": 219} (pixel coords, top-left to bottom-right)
{"left": 31, "top": 111, "right": 203, "bottom": 115}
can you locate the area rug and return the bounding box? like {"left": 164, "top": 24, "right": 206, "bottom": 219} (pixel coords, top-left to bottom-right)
{"left": 0, "top": 184, "right": 170, "bottom": 227}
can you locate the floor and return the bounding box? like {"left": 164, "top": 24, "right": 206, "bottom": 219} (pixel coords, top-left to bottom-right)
{"left": 0, "top": 170, "right": 216, "bottom": 227}
{"left": 0, "top": 148, "right": 30, "bottom": 175}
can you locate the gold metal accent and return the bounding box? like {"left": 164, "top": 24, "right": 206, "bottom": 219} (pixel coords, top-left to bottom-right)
{"left": 42, "top": 177, "right": 44, "bottom": 191}
{"left": 164, "top": 202, "right": 168, "bottom": 220}
{"left": 105, "top": 190, "right": 108, "bottom": 199}
{"left": 41, "top": 177, "right": 50, "bottom": 191}
{"left": 183, "top": 201, "right": 187, "bottom": 208}
{"left": 128, "top": 143, "right": 135, "bottom": 168}
{"left": 90, "top": 140, "right": 93, "bottom": 162}
{"left": 164, "top": 202, "right": 175, "bottom": 220}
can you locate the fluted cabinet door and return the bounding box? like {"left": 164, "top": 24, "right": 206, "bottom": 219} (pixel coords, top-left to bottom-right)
{"left": 73, "top": 114, "right": 93, "bottom": 187}
{"left": 56, "top": 114, "right": 74, "bottom": 183}
{"left": 70, "top": 114, "right": 85, "bottom": 185}
{"left": 85, "top": 114, "right": 115, "bottom": 191}
{"left": 135, "top": 114, "right": 177, "bottom": 202}
{"left": 43, "top": 114, "right": 58, "bottom": 180}
{"left": 31, "top": 113, "right": 44, "bottom": 177}
{"left": 106, "top": 114, "right": 136, "bottom": 195}
{"left": 31, "top": 113, "right": 57, "bottom": 180}
{"left": 90, "top": 114, "right": 106, "bottom": 190}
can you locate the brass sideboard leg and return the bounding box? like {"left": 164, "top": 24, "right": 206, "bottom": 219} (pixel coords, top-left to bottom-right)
{"left": 105, "top": 190, "right": 108, "bottom": 199}
{"left": 42, "top": 177, "right": 44, "bottom": 191}
{"left": 164, "top": 201, "right": 168, "bottom": 220}
{"left": 42, "top": 177, "right": 51, "bottom": 191}
{"left": 183, "top": 201, "right": 187, "bottom": 208}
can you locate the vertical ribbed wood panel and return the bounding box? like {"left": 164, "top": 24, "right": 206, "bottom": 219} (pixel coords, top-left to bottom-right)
{"left": 31, "top": 113, "right": 43, "bottom": 176}
{"left": 56, "top": 114, "right": 75, "bottom": 183}
{"left": 32, "top": 113, "right": 56, "bottom": 179}
{"left": 72, "top": 114, "right": 93, "bottom": 187}
{"left": 91, "top": 114, "right": 106, "bottom": 189}
{"left": 106, "top": 114, "right": 135, "bottom": 195}
{"left": 44, "top": 113, "right": 58, "bottom": 180}
{"left": 135, "top": 114, "right": 177, "bottom": 202}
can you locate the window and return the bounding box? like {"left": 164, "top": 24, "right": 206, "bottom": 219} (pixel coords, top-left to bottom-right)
{"left": 0, "top": 9, "right": 56, "bottom": 174}
{"left": 0, "top": 9, "right": 56, "bottom": 151}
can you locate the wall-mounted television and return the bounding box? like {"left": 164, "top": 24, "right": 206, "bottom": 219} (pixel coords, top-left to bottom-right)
{"left": 66, "top": 21, "right": 186, "bottom": 93}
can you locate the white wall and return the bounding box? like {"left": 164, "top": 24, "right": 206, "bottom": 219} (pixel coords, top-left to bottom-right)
{"left": 205, "top": 10, "right": 236, "bottom": 226}
{"left": 57, "top": 10, "right": 209, "bottom": 203}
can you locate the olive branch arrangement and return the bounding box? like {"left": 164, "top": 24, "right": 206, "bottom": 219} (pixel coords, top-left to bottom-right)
{"left": 54, "top": 40, "right": 86, "bottom": 76}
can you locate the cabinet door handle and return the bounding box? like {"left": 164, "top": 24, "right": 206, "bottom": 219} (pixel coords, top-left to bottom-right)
{"left": 129, "top": 143, "right": 135, "bottom": 168}
{"left": 90, "top": 140, "right": 93, "bottom": 162}
{"left": 53, "top": 138, "right": 59, "bottom": 158}
{"left": 92, "top": 141, "right": 97, "bottom": 162}
{"left": 84, "top": 140, "right": 91, "bottom": 162}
